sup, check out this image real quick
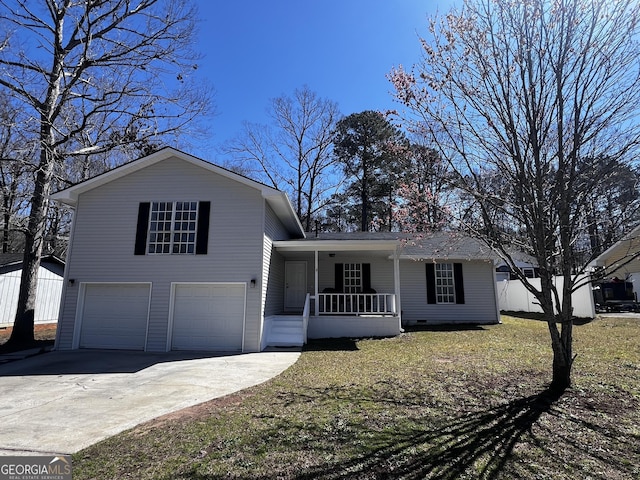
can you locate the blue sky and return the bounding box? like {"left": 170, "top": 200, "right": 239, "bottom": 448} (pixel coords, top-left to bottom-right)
{"left": 193, "top": 1, "right": 457, "bottom": 159}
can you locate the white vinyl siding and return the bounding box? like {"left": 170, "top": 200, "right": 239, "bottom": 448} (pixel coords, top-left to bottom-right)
{"left": 263, "top": 248, "right": 285, "bottom": 316}
{"left": 56, "top": 156, "right": 266, "bottom": 352}
{"left": 318, "top": 257, "right": 394, "bottom": 294}
{"left": 262, "top": 203, "right": 290, "bottom": 318}
{"left": 401, "top": 259, "right": 499, "bottom": 325}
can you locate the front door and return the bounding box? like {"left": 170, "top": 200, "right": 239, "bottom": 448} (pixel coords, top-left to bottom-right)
{"left": 285, "top": 261, "right": 307, "bottom": 311}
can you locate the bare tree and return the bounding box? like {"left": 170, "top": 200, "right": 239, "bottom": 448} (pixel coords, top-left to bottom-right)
{"left": 0, "top": 0, "right": 212, "bottom": 344}
{"left": 390, "top": 0, "right": 640, "bottom": 391}
{"left": 0, "top": 92, "right": 34, "bottom": 253}
{"left": 224, "top": 86, "right": 340, "bottom": 231}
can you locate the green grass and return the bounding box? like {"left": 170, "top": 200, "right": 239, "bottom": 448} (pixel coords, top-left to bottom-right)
{"left": 73, "top": 316, "right": 640, "bottom": 479}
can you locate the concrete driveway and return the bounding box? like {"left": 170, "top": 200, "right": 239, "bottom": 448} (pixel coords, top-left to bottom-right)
{"left": 0, "top": 348, "right": 300, "bottom": 456}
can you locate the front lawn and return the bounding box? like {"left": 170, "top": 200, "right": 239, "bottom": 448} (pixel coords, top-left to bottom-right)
{"left": 73, "top": 316, "right": 640, "bottom": 479}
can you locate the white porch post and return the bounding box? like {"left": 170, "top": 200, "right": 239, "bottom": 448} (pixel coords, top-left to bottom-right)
{"left": 393, "top": 247, "right": 402, "bottom": 327}
{"left": 314, "top": 249, "right": 319, "bottom": 316}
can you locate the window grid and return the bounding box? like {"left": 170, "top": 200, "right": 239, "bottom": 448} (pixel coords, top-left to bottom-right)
{"left": 435, "top": 263, "right": 455, "bottom": 303}
{"left": 148, "top": 201, "right": 198, "bottom": 254}
{"left": 344, "top": 263, "right": 362, "bottom": 293}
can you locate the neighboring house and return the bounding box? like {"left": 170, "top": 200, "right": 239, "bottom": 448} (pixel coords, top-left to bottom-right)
{"left": 495, "top": 262, "right": 539, "bottom": 282}
{"left": 495, "top": 252, "right": 539, "bottom": 282}
{"left": 0, "top": 254, "right": 65, "bottom": 327}
{"left": 51, "top": 148, "right": 500, "bottom": 353}
{"left": 589, "top": 225, "right": 640, "bottom": 309}
{"left": 589, "top": 224, "right": 640, "bottom": 279}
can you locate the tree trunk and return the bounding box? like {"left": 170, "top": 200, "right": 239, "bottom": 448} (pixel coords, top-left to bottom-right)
{"left": 361, "top": 162, "right": 369, "bottom": 232}
{"left": 9, "top": 148, "right": 54, "bottom": 344}
{"left": 2, "top": 194, "right": 9, "bottom": 253}
{"left": 540, "top": 267, "right": 574, "bottom": 393}
{"left": 548, "top": 319, "right": 574, "bottom": 393}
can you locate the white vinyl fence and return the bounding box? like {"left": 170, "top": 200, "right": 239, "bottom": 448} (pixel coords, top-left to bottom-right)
{"left": 496, "top": 275, "right": 595, "bottom": 318}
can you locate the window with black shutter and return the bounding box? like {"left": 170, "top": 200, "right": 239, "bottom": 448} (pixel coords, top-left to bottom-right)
{"left": 426, "top": 262, "right": 465, "bottom": 304}
{"left": 334, "top": 263, "right": 372, "bottom": 293}
{"left": 134, "top": 201, "right": 210, "bottom": 255}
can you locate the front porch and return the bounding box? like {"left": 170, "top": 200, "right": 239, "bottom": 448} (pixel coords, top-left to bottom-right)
{"left": 264, "top": 295, "right": 400, "bottom": 348}
{"left": 264, "top": 234, "right": 403, "bottom": 348}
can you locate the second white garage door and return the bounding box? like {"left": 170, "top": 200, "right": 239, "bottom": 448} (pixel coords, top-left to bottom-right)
{"left": 171, "top": 283, "right": 246, "bottom": 351}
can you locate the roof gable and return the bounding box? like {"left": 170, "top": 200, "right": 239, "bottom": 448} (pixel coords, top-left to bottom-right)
{"left": 50, "top": 147, "right": 304, "bottom": 237}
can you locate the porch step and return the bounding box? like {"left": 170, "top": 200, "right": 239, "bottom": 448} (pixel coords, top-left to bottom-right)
{"left": 271, "top": 319, "right": 302, "bottom": 329}
{"left": 267, "top": 316, "right": 304, "bottom": 347}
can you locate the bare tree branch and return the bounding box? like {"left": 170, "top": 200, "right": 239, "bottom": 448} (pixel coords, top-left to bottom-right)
{"left": 0, "top": 0, "right": 214, "bottom": 343}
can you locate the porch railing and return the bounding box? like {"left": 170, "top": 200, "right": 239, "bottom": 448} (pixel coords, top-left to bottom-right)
{"left": 317, "top": 293, "right": 396, "bottom": 315}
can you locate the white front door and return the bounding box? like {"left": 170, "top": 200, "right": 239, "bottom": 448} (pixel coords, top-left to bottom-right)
{"left": 285, "top": 261, "right": 307, "bottom": 311}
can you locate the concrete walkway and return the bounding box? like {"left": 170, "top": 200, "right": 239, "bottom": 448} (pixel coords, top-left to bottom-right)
{"left": 0, "top": 348, "right": 300, "bottom": 456}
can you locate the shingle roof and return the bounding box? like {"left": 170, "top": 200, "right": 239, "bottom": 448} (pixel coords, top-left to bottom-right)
{"left": 0, "top": 253, "right": 24, "bottom": 267}
{"left": 0, "top": 254, "right": 65, "bottom": 268}
{"left": 399, "top": 232, "right": 495, "bottom": 260}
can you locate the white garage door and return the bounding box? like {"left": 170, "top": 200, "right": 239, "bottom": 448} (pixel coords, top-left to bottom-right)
{"left": 171, "top": 283, "right": 245, "bottom": 351}
{"left": 79, "top": 283, "right": 150, "bottom": 350}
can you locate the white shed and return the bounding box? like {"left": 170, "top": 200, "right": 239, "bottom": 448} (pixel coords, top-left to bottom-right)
{"left": 0, "top": 254, "right": 65, "bottom": 327}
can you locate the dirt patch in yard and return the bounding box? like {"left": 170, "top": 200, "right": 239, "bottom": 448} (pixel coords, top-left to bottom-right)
{"left": 0, "top": 323, "right": 57, "bottom": 354}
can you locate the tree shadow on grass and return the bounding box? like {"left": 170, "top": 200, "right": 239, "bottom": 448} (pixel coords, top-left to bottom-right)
{"left": 287, "top": 388, "right": 564, "bottom": 480}
{"left": 180, "top": 382, "right": 638, "bottom": 480}
{"left": 502, "top": 311, "right": 594, "bottom": 325}
{"left": 276, "top": 387, "right": 633, "bottom": 479}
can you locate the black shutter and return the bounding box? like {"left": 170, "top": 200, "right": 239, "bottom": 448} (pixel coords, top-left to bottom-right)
{"left": 362, "top": 263, "right": 372, "bottom": 292}
{"left": 454, "top": 262, "right": 465, "bottom": 304}
{"left": 426, "top": 263, "right": 436, "bottom": 304}
{"left": 134, "top": 202, "right": 151, "bottom": 255}
{"left": 335, "top": 263, "right": 344, "bottom": 292}
{"left": 195, "top": 201, "right": 211, "bottom": 255}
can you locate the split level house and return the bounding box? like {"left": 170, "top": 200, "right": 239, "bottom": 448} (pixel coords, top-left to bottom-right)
{"left": 51, "top": 147, "right": 500, "bottom": 353}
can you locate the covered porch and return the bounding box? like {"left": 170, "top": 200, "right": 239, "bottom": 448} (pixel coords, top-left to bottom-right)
{"left": 264, "top": 235, "right": 403, "bottom": 346}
